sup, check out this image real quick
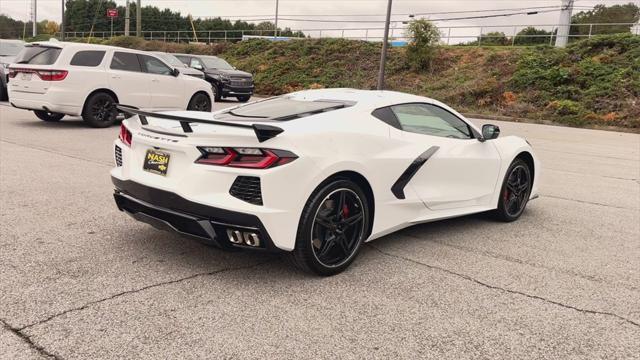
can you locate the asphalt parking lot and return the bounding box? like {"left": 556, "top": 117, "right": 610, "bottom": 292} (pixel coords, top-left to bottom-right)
{"left": 1, "top": 100, "right": 639, "bottom": 359}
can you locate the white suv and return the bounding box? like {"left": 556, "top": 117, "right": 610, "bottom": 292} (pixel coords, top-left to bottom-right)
{"left": 8, "top": 41, "right": 213, "bottom": 127}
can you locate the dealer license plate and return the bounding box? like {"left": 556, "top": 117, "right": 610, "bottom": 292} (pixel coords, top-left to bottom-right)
{"left": 143, "top": 149, "right": 170, "bottom": 176}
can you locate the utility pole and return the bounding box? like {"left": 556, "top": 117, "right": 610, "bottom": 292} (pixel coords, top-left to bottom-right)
{"left": 136, "top": 0, "right": 141, "bottom": 37}
{"left": 555, "top": 0, "right": 574, "bottom": 47}
{"left": 377, "top": 0, "right": 392, "bottom": 90}
{"left": 60, "top": 0, "right": 65, "bottom": 40}
{"left": 125, "top": 0, "right": 130, "bottom": 36}
{"left": 32, "top": 0, "right": 37, "bottom": 37}
{"left": 274, "top": 0, "right": 279, "bottom": 39}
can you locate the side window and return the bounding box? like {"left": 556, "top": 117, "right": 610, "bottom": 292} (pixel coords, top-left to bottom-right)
{"left": 140, "top": 55, "right": 172, "bottom": 75}
{"left": 190, "top": 58, "right": 204, "bottom": 70}
{"left": 390, "top": 103, "right": 472, "bottom": 139}
{"left": 70, "top": 50, "right": 105, "bottom": 67}
{"left": 110, "top": 51, "right": 142, "bottom": 72}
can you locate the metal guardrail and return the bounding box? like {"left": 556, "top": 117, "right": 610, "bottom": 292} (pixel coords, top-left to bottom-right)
{"left": 58, "top": 23, "right": 638, "bottom": 46}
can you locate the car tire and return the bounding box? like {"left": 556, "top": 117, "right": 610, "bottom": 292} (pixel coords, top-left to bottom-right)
{"left": 187, "top": 92, "right": 212, "bottom": 112}
{"left": 0, "top": 84, "right": 7, "bottom": 101}
{"left": 236, "top": 95, "right": 251, "bottom": 103}
{"left": 287, "top": 178, "right": 371, "bottom": 276}
{"left": 82, "top": 92, "right": 117, "bottom": 128}
{"left": 212, "top": 84, "right": 222, "bottom": 102}
{"left": 33, "top": 110, "right": 65, "bottom": 122}
{"left": 493, "top": 158, "right": 532, "bottom": 222}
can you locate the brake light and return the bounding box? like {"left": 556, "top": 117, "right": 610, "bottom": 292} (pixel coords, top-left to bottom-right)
{"left": 37, "top": 70, "right": 68, "bottom": 81}
{"left": 119, "top": 124, "right": 132, "bottom": 147}
{"left": 196, "top": 147, "right": 297, "bottom": 169}
{"left": 7, "top": 68, "right": 68, "bottom": 81}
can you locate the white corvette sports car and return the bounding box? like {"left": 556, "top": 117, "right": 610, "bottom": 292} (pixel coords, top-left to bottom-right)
{"left": 111, "top": 89, "right": 539, "bottom": 275}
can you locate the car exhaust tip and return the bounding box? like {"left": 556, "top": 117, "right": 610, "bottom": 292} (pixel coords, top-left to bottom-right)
{"left": 243, "top": 232, "right": 260, "bottom": 247}
{"left": 226, "top": 229, "right": 261, "bottom": 247}
{"left": 227, "top": 229, "right": 243, "bottom": 244}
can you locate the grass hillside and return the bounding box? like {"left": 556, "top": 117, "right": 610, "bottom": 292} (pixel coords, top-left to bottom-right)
{"left": 92, "top": 34, "right": 639, "bottom": 129}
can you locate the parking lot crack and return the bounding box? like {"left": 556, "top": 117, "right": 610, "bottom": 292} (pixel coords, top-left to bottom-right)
{"left": 541, "top": 194, "right": 637, "bottom": 210}
{"left": 400, "top": 234, "right": 638, "bottom": 290}
{"left": 0, "top": 317, "right": 63, "bottom": 359}
{"left": 19, "top": 259, "right": 274, "bottom": 332}
{"left": 0, "top": 139, "right": 113, "bottom": 167}
{"left": 368, "top": 245, "right": 640, "bottom": 329}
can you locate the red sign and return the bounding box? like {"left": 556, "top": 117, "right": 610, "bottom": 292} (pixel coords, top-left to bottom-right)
{"left": 107, "top": 9, "right": 118, "bottom": 18}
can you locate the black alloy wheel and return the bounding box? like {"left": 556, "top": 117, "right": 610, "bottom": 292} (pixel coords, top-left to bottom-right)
{"left": 82, "top": 92, "right": 117, "bottom": 128}
{"left": 33, "top": 110, "right": 65, "bottom": 122}
{"left": 311, "top": 189, "right": 366, "bottom": 267}
{"left": 495, "top": 159, "right": 531, "bottom": 221}
{"left": 288, "top": 179, "right": 370, "bottom": 276}
{"left": 187, "top": 93, "right": 212, "bottom": 112}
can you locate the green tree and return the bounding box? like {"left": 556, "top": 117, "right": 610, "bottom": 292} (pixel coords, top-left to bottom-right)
{"left": 405, "top": 19, "right": 441, "bottom": 70}
{"left": 514, "top": 27, "right": 553, "bottom": 45}
{"left": 479, "top": 31, "right": 509, "bottom": 46}
{"left": 570, "top": 3, "right": 640, "bottom": 36}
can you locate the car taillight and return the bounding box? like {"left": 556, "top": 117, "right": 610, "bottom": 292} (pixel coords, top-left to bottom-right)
{"left": 119, "top": 124, "right": 132, "bottom": 147}
{"left": 195, "top": 147, "right": 297, "bottom": 169}
{"left": 37, "top": 70, "right": 68, "bottom": 81}
{"left": 7, "top": 68, "right": 68, "bottom": 81}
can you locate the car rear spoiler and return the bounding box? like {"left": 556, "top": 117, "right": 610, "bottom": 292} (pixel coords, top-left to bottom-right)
{"left": 116, "top": 104, "right": 284, "bottom": 143}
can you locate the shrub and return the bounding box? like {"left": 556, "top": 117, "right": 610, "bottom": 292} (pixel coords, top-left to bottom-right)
{"left": 405, "top": 19, "right": 440, "bottom": 71}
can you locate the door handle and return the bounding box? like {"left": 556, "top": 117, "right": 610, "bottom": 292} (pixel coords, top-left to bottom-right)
{"left": 111, "top": 75, "right": 121, "bottom": 79}
{"left": 151, "top": 79, "right": 159, "bottom": 82}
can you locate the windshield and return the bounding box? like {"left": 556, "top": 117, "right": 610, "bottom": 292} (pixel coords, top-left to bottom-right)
{"left": 0, "top": 41, "right": 25, "bottom": 57}
{"left": 216, "top": 97, "right": 352, "bottom": 121}
{"left": 201, "top": 56, "right": 234, "bottom": 70}
{"left": 152, "top": 52, "right": 185, "bottom": 67}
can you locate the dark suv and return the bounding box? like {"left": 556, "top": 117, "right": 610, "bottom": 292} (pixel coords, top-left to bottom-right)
{"left": 174, "top": 54, "right": 253, "bottom": 102}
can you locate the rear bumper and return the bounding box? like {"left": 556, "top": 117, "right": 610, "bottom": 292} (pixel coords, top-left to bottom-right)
{"left": 8, "top": 88, "right": 82, "bottom": 115}
{"left": 112, "top": 177, "right": 281, "bottom": 252}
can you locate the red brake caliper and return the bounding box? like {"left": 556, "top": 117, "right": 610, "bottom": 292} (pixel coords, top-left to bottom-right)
{"left": 342, "top": 203, "right": 350, "bottom": 219}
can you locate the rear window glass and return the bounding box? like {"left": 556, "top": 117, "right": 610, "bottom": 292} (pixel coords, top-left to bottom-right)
{"left": 110, "top": 51, "right": 142, "bottom": 72}
{"left": 14, "top": 46, "right": 61, "bottom": 65}
{"left": 70, "top": 50, "right": 105, "bottom": 67}
{"left": 216, "top": 97, "right": 353, "bottom": 121}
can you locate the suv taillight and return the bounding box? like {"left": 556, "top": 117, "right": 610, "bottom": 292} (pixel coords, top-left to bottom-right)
{"left": 195, "top": 147, "right": 297, "bottom": 169}
{"left": 7, "top": 68, "right": 68, "bottom": 81}
{"left": 119, "top": 124, "right": 132, "bottom": 147}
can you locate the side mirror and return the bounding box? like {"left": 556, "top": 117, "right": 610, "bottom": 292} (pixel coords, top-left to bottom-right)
{"left": 481, "top": 124, "right": 500, "bottom": 140}
{"left": 192, "top": 64, "right": 203, "bottom": 70}
{"left": 171, "top": 68, "right": 180, "bottom": 77}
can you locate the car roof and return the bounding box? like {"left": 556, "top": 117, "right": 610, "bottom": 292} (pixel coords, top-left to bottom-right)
{"left": 286, "top": 88, "right": 439, "bottom": 109}
{"left": 28, "top": 41, "right": 151, "bottom": 55}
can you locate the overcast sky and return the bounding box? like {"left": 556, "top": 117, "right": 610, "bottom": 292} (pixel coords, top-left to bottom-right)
{"left": 1, "top": 0, "right": 637, "bottom": 41}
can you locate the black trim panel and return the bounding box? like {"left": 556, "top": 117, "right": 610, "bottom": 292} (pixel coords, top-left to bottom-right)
{"left": 111, "top": 177, "right": 280, "bottom": 251}
{"left": 391, "top": 146, "right": 439, "bottom": 199}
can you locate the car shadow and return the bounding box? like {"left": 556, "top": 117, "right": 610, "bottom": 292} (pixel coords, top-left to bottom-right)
{"left": 15, "top": 117, "right": 122, "bottom": 129}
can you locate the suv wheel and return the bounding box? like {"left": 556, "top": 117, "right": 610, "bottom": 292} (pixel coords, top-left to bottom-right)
{"left": 236, "top": 95, "right": 251, "bottom": 103}
{"left": 82, "top": 92, "right": 117, "bottom": 128}
{"left": 187, "top": 93, "right": 212, "bottom": 112}
{"left": 287, "top": 179, "right": 371, "bottom": 276}
{"left": 212, "top": 84, "right": 222, "bottom": 102}
{"left": 34, "top": 110, "right": 65, "bottom": 122}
